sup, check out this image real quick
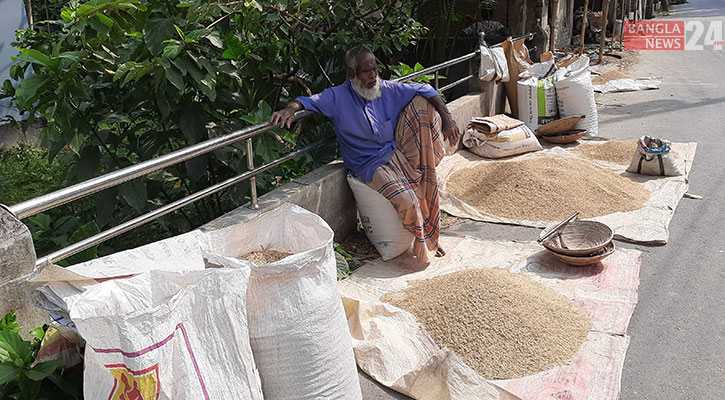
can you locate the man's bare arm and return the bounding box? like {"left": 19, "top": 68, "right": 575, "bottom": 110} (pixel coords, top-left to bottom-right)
{"left": 426, "top": 95, "right": 461, "bottom": 143}
{"left": 270, "top": 101, "right": 303, "bottom": 129}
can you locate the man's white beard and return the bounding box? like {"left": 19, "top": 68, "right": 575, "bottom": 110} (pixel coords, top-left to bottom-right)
{"left": 352, "top": 77, "right": 382, "bottom": 101}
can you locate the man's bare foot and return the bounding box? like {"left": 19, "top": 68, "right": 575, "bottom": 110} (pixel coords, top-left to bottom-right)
{"left": 435, "top": 247, "right": 446, "bottom": 257}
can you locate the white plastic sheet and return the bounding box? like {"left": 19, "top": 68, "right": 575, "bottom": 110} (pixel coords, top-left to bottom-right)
{"left": 593, "top": 77, "right": 662, "bottom": 93}
{"left": 339, "top": 235, "right": 642, "bottom": 400}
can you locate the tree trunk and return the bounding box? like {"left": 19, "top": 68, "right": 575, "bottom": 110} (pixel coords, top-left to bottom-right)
{"left": 599, "top": 0, "right": 611, "bottom": 64}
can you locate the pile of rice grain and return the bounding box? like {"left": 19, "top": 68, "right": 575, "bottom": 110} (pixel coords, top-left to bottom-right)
{"left": 446, "top": 156, "right": 649, "bottom": 221}
{"left": 571, "top": 140, "right": 638, "bottom": 165}
{"left": 591, "top": 70, "right": 631, "bottom": 85}
{"left": 381, "top": 268, "right": 591, "bottom": 379}
{"left": 239, "top": 249, "right": 292, "bottom": 264}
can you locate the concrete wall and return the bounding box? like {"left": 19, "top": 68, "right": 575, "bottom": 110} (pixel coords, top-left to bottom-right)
{"left": 0, "top": 122, "right": 44, "bottom": 149}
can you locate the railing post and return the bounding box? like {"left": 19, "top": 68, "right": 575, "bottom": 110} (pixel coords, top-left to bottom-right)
{"left": 246, "top": 138, "right": 259, "bottom": 209}
{"left": 0, "top": 206, "right": 48, "bottom": 336}
{"left": 434, "top": 71, "right": 439, "bottom": 91}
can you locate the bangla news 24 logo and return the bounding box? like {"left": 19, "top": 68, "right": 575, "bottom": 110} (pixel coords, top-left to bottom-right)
{"left": 624, "top": 20, "right": 725, "bottom": 50}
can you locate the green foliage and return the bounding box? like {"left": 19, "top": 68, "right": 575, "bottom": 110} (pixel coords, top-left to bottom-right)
{"left": 0, "top": 144, "right": 73, "bottom": 206}
{"left": 390, "top": 62, "right": 445, "bottom": 84}
{"left": 0, "top": 311, "right": 81, "bottom": 400}
{"left": 3, "top": 0, "right": 426, "bottom": 263}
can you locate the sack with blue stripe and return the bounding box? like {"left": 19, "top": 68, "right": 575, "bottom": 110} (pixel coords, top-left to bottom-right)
{"left": 626, "top": 136, "right": 682, "bottom": 176}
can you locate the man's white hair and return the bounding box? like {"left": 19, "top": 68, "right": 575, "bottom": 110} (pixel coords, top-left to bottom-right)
{"left": 345, "top": 46, "right": 373, "bottom": 72}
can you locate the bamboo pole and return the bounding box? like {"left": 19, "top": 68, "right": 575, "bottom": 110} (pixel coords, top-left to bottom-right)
{"left": 550, "top": 0, "right": 560, "bottom": 51}
{"left": 620, "top": 0, "right": 627, "bottom": 48}
{"left": 610, "top": 0, "right": 619, "bottom": 51}
{"left": 599, "top": 0, "right": 611, "bottom": 63}
{"left": 579, "top": 0, "right": 591, "bottom": 55}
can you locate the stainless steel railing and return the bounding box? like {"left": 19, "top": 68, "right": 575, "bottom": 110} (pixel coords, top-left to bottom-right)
{"left": 7, "top": 33, "right": 534, "bottom": 266}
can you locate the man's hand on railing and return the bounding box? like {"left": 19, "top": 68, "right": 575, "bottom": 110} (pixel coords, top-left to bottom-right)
{"left": 270, "top": 101, "right": 303, "bottom": 129}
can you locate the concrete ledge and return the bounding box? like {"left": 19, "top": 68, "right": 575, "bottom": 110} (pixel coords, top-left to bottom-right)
{"left": 201, "top": 161, "right": 357, "bottom": 242}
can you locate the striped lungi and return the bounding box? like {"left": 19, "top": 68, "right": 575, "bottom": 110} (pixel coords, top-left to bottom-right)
{"left": 366, "top": 96, "right": 445, "bottom": 263}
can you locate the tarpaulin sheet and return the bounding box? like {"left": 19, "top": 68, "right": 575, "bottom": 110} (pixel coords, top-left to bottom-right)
{"left": 339, "top": 235, "right": 641, "bottom": 400}
{"left": 437, "top": 142, "right": 697, "bottom": 244}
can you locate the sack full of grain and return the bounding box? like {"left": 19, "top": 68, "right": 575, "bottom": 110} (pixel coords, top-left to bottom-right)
{"left": 554, "top": 55, "right": 599, "bottom": 136}
{"left": 517, "top": 61, "right": 559, "bottom": 132}
{"left": 463, "top": 124, "right": 542, "bottom": 159}
{"left": 203, "top": 203, "right": 362, "bottom": 400}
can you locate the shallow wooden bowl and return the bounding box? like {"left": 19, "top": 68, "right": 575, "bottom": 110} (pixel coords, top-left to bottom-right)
{"left": 546, "top": 241, "right": 615, "bottom": 266}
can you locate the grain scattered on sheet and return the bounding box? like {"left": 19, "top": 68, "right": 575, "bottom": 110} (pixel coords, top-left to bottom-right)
{"left": 571, "top": 140, "right": 638, "bottom": 165}
{"left": 591, "top": 70, "right": 632, "bottom": 85}
{"left": 382, "top": 268, "right": 591, "bottom": 379}
{"left": 446, "top": 156, "right": 649, "bottom": 221}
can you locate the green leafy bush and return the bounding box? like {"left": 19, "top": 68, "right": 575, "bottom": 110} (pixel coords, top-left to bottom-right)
{"left": 0, "top": 311, "right": 81, "bottom": 399}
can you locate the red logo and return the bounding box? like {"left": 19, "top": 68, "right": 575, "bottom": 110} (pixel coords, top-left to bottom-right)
{"left": 624, "top": 21, "right": 685, "bottom": 50}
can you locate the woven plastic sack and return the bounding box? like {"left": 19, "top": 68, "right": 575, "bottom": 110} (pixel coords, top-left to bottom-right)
{"left": 479, "top": 45, "right": 496, "bottom": 81}
{"left": 69, "top": 268, "right": 264, "bottom": 400}
{"left": 347, "top": 173, "right": 414, "bottom": 260}
{"left": 491, "top": 46, "right": 509, "bottom": 82}
{"left": 517, "top": 61, "right": 559, "bottom": 131}
{"left": 463, "top": 124, "right": 542, "bottom": 159}
{"left": 555, "top": 55, "right": 599, "bottom": 136}
{"left": 203, "top": 203, "right": 362, "bottom": 400}
{"left": 626, "top": 136, "right": 682, "bottom": 176}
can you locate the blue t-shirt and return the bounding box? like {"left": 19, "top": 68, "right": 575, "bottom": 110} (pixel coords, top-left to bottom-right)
{"left": 296, "top": 80, "right": 438, "bottom": 182}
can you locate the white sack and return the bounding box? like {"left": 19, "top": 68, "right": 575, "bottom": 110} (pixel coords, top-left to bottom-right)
{"left": 203, "top": 203, "right": 362, "bottom": 400}
{"left": 555, "top": 55, "right": 599, "bottom": 136}
{"left": 517, "top": 61, "right": 559, "bottom": 131}
{"left": 29, "top": 230, "right": 209, "bottom": 318}
{"left": 480, "top": 45, "right": 509, "bottom": 82}
{"left": 479, "top": 45, "right": 496, "bottom": 81}
{"left": 463, "top": 125, "right": 542, "bottom": 159}
{"left": 626, "top": 136, "right": 683, "bottom": 176}
{"left": 491, "top": 46, "right": 510, "bottom": 82}
{"left": 347, "top": 173, "right": 413, "bottom": 260}
{"left": 69, "top": 268, "right": 264, "bottom": 400}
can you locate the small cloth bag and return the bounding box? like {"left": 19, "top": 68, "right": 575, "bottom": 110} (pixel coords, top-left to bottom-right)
{"left": 626, "top": 136, "right": 682, "bottom": 176}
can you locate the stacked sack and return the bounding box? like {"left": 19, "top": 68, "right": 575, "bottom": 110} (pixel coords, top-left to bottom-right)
{"left": 462, "top": 114, "right": 542, "bottom": 158}
{"left": 516, "top": 55, "right": 599, "bottom": 136}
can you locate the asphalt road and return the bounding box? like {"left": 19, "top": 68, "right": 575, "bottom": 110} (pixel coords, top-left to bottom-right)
{"left": 359, "top": 1, "right": 725, "bottom": 398}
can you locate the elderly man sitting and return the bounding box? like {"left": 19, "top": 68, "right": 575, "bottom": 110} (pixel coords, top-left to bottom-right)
{"left": 270, "top": 46, "right": 460, "bottom": 263}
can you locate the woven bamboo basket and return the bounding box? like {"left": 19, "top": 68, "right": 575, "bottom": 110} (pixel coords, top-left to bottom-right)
{"left": 540, "top": 129, "right": 587, "bottom": 144}
{"left": 547, "top": 241, "right": 615, "bottom": 266}
{"left": 540, "top": 220, "right": 613, "bottom": 256}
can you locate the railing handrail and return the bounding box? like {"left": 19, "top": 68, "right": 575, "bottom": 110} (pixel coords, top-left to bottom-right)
{"left": 6, "top": 32, "right": 534, "bottom": 265}
{"left": 7, "top": 111, "right": 315, "bottom": 219}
